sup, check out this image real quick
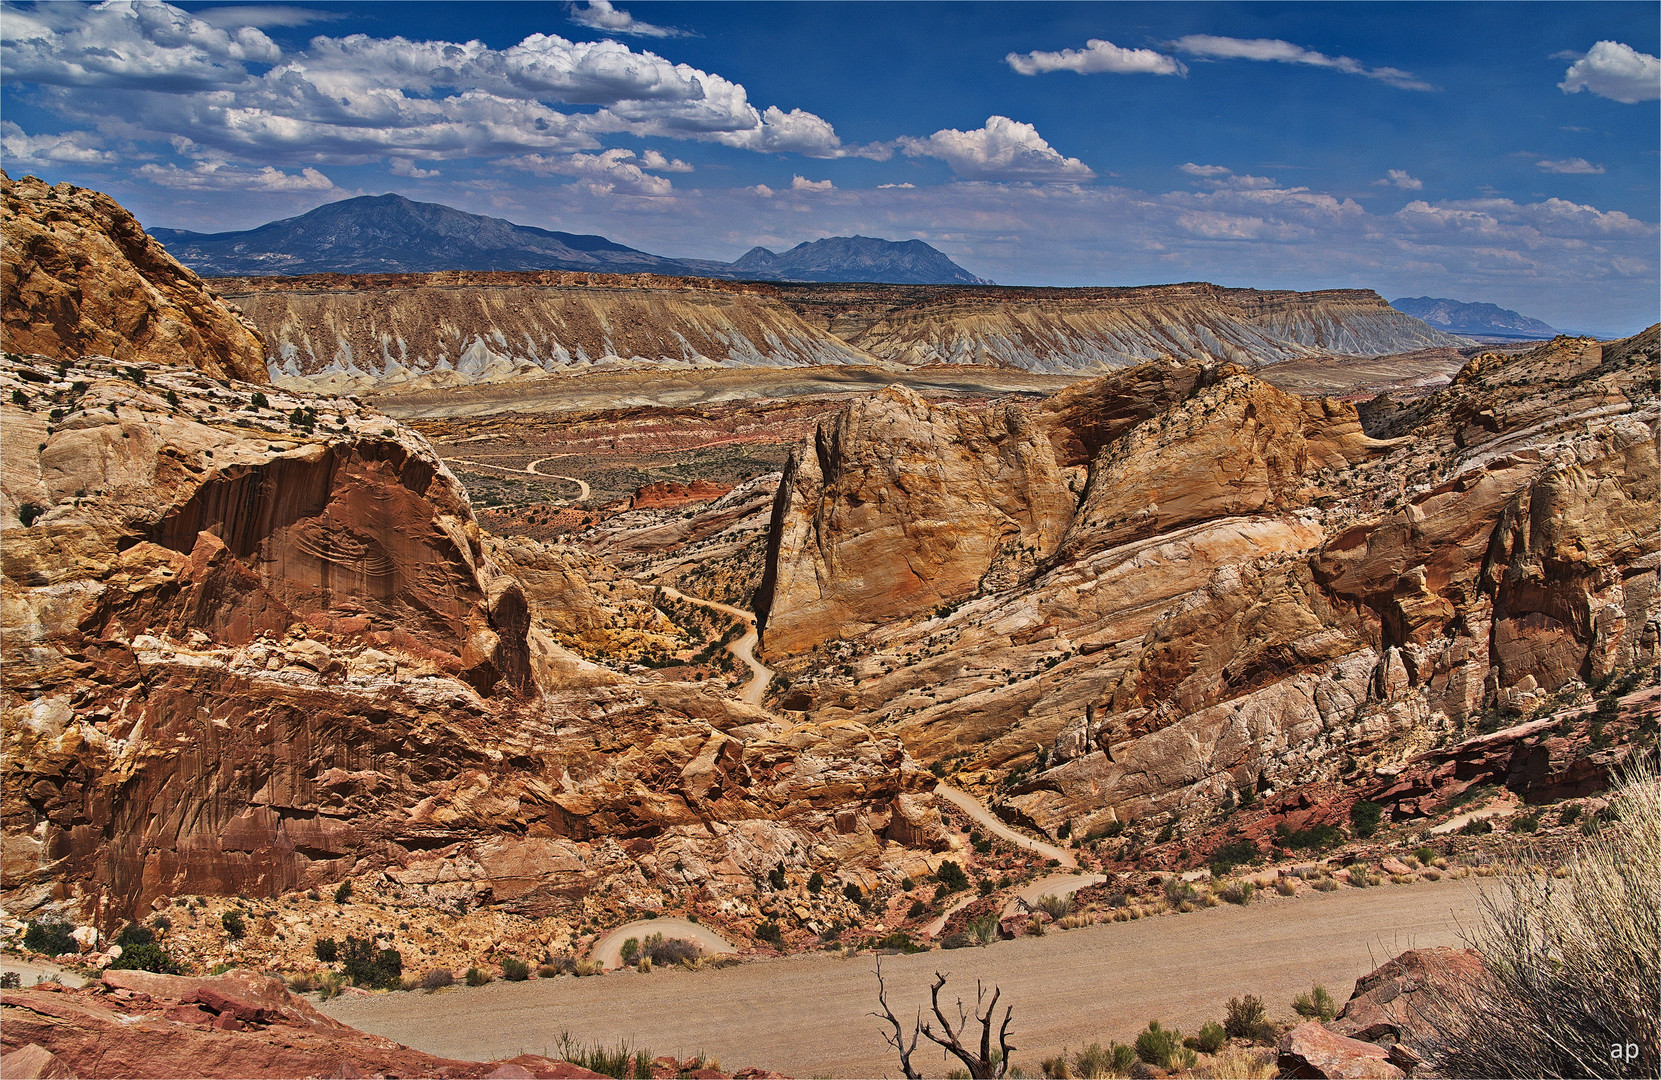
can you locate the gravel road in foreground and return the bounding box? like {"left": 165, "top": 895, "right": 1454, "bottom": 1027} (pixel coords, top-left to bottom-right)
{"left": 322, "top": 877, "right": 1485, "bottom": 1078}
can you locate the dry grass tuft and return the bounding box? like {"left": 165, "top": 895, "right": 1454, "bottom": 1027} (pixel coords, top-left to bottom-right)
{"left": 1420, "top": 757, "right": 1660, "bottom": 1078}
{"left": 1200, "top": 1047, "right": 1278, "bottom": 1079}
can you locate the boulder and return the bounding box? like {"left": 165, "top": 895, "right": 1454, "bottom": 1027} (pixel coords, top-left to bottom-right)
{"left": 1278, "top": 1021, "right": 1405, "bottom": 1079}
{"left": 0, "top": 1043, "right": 77, "bottom": 1080}
{"left": 1332, "top": 947, "right": 1486, "bottom": 1048}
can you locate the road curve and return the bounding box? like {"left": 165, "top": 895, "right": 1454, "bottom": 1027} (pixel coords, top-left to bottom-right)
{"left": 934, "top": 784, "right": 1077, "bottom": 869}
{"left": 322, "top": 877, "right": 1488, "bottom": 1079}
{"left": 591, "top": 918, "right": 738, "bottom": 970}
{"left": 654, "top": 585, "right": 771, "bottom": 708}
{"left": 443, "top": 456, "right": 589, "bottom": 503}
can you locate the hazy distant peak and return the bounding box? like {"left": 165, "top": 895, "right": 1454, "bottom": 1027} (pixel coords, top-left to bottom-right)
{"left": 1391, "top": 296, "right": 1559, "bottom": 339}
{"left": 731, "top": 235, "right": 993, "bottom": 284}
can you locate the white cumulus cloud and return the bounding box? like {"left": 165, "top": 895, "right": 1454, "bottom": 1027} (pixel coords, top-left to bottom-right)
{"left": 1180, "top": 162, "right": 1232, "bottom": 177}
{"left": 135, "top": 161, "right": 336, "bottom": 191}
{"left": 1006, "top": 38, "right": 1184, "bottom": 76}
{"left": 390, "top": 157, "right": 440, "bottom": 179}
{"left": 502, "top": 148, "right": 676, "bottom": 194}
{"left": 0, "top": 121, "right": 118, "bottom": 164}
{"left": 0, "top": 0, "right": 280, "bottom": 88}
{"left": 1536, "top": 157, "right": 1605, "bottom": 174}
{"left": 566, "top": 1, "right": 683, "bottom": 39}
{"left": 1559, "top": 41, "right": 1661, "bottom": 103}
{"left": 898, "top": 116, "right": 1095, "bottom": 183}
{"left": 1172, "top": 35, "right": 1435, "bottom": 91}
{"left": 791, "top": 175, "right": 834, "bottom": 192}
{"left": 1374, "top": 169, "right": 1424, "bottom": 189}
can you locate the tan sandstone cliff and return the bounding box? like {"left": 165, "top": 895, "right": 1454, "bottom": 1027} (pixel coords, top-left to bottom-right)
{"left": 1, "top": 173, "right": 266, "bottom": 383}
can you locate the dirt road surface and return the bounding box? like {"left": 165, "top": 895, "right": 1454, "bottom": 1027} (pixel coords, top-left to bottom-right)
{"left": 323, "top": 878, "right": 1485, "bottom": 1078}
{"left": 934, "top": 785, "right": 1076, "bottom": 868}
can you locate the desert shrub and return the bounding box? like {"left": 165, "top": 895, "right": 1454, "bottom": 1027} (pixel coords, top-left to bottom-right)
{"left": 419, "top": 968, "right": 454, "bottom": 991}
{"left": 1135, "top": 1021, "right": 1185, "bottom": 1068}
{"left": 115, "top": 924, "right": 153, "bottom": 948}
{"left": 334, "top": 881, "right": 353, "bottom": 904}
{"left": 1460, "top": 815, "right": 1495, "bottom": 836}
{"left": 572, "top": 959, "right": 604, "bottom": 977}
{"left": 1414, "top": 846, "right": 1438, "bottom": 864}
{"left": 1209, "top": 839, "right": 1258, "bottom": 875}
{"left": 940, "top": 932, "right": 973, "bottom": 950}
{"left": 465, "top": 966, "right": 491, "bottom": 986}
{"left": 767, "top": 863, "right": 787, "bottom": 890}
{"left": 619, "top": 937, "right": 640, "bottom": 965}
{"left": 643, "top": 933, "right": 700, "bottom": 966}
{"left": 1507, "top": 811, "right": 1541, "bottom": 834}
{"left": 1275, "top": 877, "right": 1298, "bottom": 896}
{"left": 1224, "top": 995, "right": 1276, "bottom": 1043}
{"left": 553, "top": 1034, "right": 653, "bottom": 1079}
{"left": 500, "top": 956, "right": 530, "bottom": 981}
{"left": 1189, "top": 1019, "right": 1228, "bottom": 1055}
{"left": 1292, "top": 984, "right": 1338, "bottom": 1022}
{"left": 1275, "top": 822, "right": 1344, "bottom": 851}
{"left": 1349, "top": 867, "right": 1373, "bottom": 887}
{"left": 150, "top": 915, "right": 172, "bottom": 933}
{"left": 936, "top": 860, "right": 970, "bottom": 891}
{"left": 1071, "top": 1041, "right": 1137, "bottom": 1078}
{"left": 221, "top": 910, "right": 246, "bottom": 939}
{"left": 1219, "top": 880, "right": 1256, "bottom": 905}
{"left": 107, "top": 941, "right": 182, "bottom": 974}
{"left": 16, "top": 501, "right": 44, "bottom": 527}
{"left": 537, "top": 964, "right": 561, "bottom": 978}
{"left": 1558, "top": 802, "right": 1583, "bottom": 825}
{"left": 1163, "top": 877, "right": 1198, "bottom": 903}
{"left": 1034, "top": 893, "right": 1075, "bottom": 920}
{"left": 317, "top": 972, "right": 347, "bottom": 1000}
{"left": 755, "top": 921, "right": 783, "bottom": 947}
{"left": 842, "top": 882, "right": 862, "bottom": 903}
{"left": 807, "top": 871, "right": 824, "bottom": 894}
{"left": 1349, "top": 800, "right": 1384, "bottom": 838}
{"left": 875, "top": 931, "right": 925, "bottom": 954}
{"left": 1419, "top": 758, "right": 1660, "bottom": 1078}
{"left": 339, "top": 935, "right": 402, "bottom": 989}
{"left": 313, "top": 937, "right": 338, "bottom": 963}
{"left": 287, "top": 972, "right": 317, "bottom": 993}
{"left": 967, "top": 913, "right": 999, "bottom": 947}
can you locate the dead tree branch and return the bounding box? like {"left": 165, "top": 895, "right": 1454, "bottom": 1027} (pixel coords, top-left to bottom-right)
{"left": 916, "top": 971, "right": 1016, "bottom": 1079}
{"left": 870, "top": 958, "right": 921, "bottom": 1079}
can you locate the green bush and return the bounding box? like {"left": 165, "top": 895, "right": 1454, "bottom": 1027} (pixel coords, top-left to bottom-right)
{"left": 500, "top": 956, "right": 530, "bottom": 981}
{"left": 1559, "top": 803, "right": 1583, "bottom": 825}
{"left": 339, "top": 935, "right": 402, "bottom": 989}
{"left": 1349, "top": 800, "right": 1384, "bottom": 838}
{"left": 619, "top": 937, "right": 640, "bottom": 965}
{"left": 115, "top": 925, "right": 154, "bottom": 948}
{"left": 1292, "top": 984, "right": 1338, "bottom": 1022}
{"left": 418, "top": 968, "right": 454, "bottom": 990}
{"left": 642, "top": 933, "right": 699, "bottom": 966}
{"left": 1224, "top": 995, "right": 1275, "bottom": 1043}
{"left": 221, "top": 910, "right": 246, "bottom": 939}
{"left": 1068, "top": 1041, "right": 1136, "bottom": 1077}
{"left": 875, "top": 931, "right": 925, "bottom": 954}
{"left": 314, "top": 937, "right": 338, "bottom": 962}
{"left": 1508, "top": 812, "right": 1541, "bottom": 834}
{"left": 17, "top": 501, "right": 44, "bottom": 527}
{"left": 936, "top": 860, "right": 969, "bottom": 892}
{"left": 1135, "top": 1020, "right": 1184, "bottom": 1068}
{"left": 1413, "top": 846, "right": 1437, "bottom": 864}
{"left": 907, "top": 899, "right": 930, "bottom": 919}
{"left": 1220, "top": 880, "right": 1256, "bottom": 905}
{"left": 807, "top": 871, "right": 824, "bottom": 894}
{"left": 1275, "top": 822, "right": 1344, "bottom": 851}
{"left": 1193, "top": 1019, "right": 1227, "bottom": 1054}
{"left": 755, "top": 921, "right": 783, "bottom": 947}
{"left": 767, "top": 863, "right": 787, "bottom": 890}
{"left": 1209, "top": 839, "right": 1259, "bottom": 875}
{"left": 107, "top": 941, "right": 182, "bottom": 975}
{"left": 334, "top": 881, "right": 353, "bottom": 904}
{"left": 1460, "top": 816, "right": 1495, "bottom": 836}
{"left": 842, "top": 882, "right": 862, "bottom": 903}
{"left": 465, "top": 966, "right": 491, "bottom": 986}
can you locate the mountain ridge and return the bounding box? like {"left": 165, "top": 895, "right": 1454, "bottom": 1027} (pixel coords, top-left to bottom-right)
{"left": 148, "top": 192, "right": 988, "bottom": 285}
{"left": 1390, "top": 295, "right": 1559, "bottom": 339}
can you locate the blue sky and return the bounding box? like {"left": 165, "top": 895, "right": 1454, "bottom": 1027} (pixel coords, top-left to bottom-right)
{"left": 3, "top": 1, "right": 1657, "bottom": 332}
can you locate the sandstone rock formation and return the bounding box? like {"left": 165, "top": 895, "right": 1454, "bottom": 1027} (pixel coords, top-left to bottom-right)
{"left": 759, "top": 330, "right": 1659, "bottom": 841}
{"left": 0, "top": 173, "right": 265, "bottom": 383}
{"left": 1, "top": 352, "right": 940, "bottom": 937}
{"left": 215, "top": 272, "right": 1462, "bottom": 383}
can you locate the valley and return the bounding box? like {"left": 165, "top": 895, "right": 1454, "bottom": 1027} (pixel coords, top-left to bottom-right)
{"left": 3, "top": 170, "right": 1657, "bottom": 1080}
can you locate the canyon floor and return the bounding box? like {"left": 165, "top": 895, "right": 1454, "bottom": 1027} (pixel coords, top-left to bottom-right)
{"left": 321, "top": 876, "right": 1484, "bottom": 1078}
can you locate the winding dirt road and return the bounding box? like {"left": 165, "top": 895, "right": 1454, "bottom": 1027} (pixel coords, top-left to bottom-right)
{"left": 443, "top": 456, "right": 590, "bottom": 502}
{"left": 323, "top": 877, "right": 1487, "bottom": 1078}
{"left": 654, "top": 586, "right": 770, "bottom": 707}
{"left": 591, "top": 918, "right": 737, "bottom": 970}
{"left": 934, "top": 784, "right": 1077, "bottom": 869}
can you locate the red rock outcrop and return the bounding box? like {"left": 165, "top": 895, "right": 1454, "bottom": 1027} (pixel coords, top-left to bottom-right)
{"left": 1, "top": 173, "right": 266, "bottom": 383}
{"left": 630, "top": 479, "right": 733, "bottom": 510}
{"left": 0, "top": 970, "right": 616, "bottom": 1078}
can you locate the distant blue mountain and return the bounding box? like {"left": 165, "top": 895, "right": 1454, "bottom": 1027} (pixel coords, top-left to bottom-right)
{"left": 150, "top": 194, "right": 991, "bottom": 285}
{"left": 1390, "top": 296, "right": 1559, "bottom": 340}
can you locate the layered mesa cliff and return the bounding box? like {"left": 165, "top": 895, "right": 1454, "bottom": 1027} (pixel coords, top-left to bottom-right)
{"left": 211, "top": 271, "right": 1464, "bottom": 383}
{"left": 1, "top": 173, "right": 266, "bottom": 384}
{"left": 758, "top": 328, "right": 1661, "bottom": 839}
